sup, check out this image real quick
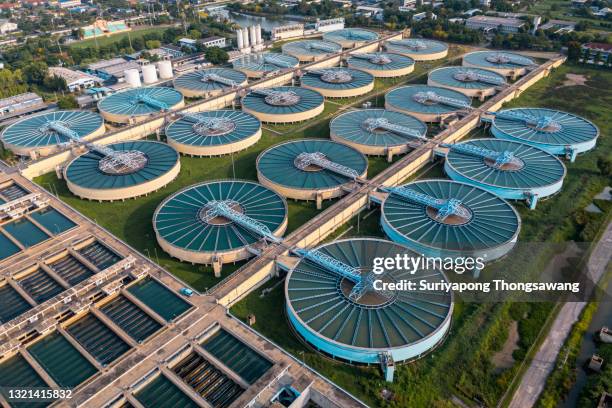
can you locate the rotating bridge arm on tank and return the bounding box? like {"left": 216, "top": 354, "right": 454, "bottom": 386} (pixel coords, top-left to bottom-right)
{"left": 442, "top": 143, "right": 521, "bottom": 169}
{"left": 133, "top": 93, "right": 170, "bottom": 111}
{"left": 295, "top": 152, "right": 360, "bottom": 180}
{"left": 308, "top": 69, "right": 352, "bottom": 82}
{"left": 487, "top": 53, "right": 534, "bottom": 66}
{"left": 262, "top": 54, "right": 294, "bottom": 68}
{"left": 49, "top": 121, "right": 145, "bottom": 171}
{"left": 200, "top": 73, "right": 239, "bottom": 88}
{"left": 178, "top": 111, "right": 235, "bottom": 134}
{"left": 413, "top": 91, "right": 471, "bottom": 110}
{"left": 306, "top": 42, "right": 339, "bottom": 53}
{"left": 456, "top": 70, "right": 506, "bottom": 86}
{"left": 365, "top": 118, "right": 428, "bottom": 143}
{"left": 351, "top": 53, "right": 392, "bottom": 64}
{"left": 388, "top": 39, "right": 426, "bottom": 49}
{"left": 203, "top": 200, "right": 281, "bottom": 243}
{"left": 383, "top": 186, "right": 471, "bottom": 222}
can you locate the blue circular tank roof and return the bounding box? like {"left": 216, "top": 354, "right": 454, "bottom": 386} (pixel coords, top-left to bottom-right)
{"left": 286, "top": 238, "right": 452, "bottom": 362}
{"left": 257, "top": 139, "right": 367, "bottom": 190}
{"left": 301, "top": 68, "right": 374, "bottom": 91}
{"left": 154, "top": 180, "right": 287, "bottom": 253}
{"left": 385, "top": 39, "right": 448, "bottom": 55}
{"left": 429, "top": 67, "right": 506, "bottom": 90}
{"left": 385, "top": 85, "right": 472, "bottom": 115}
{"left": 98, "top": 87, "right": 183, "bottom": 117}
{"left": 233, "top": 52, "right": 299, "bottom": 74}
{"left": 282, "top": 40, "right": 342, "bottom": 57}
{"left": 382, "top": 180, "right": 520, "bottom": 254}
{"left": 173, "top": 68, "right": 247, "bottom": 94}
{"left": 464, "top": 51, "right": 535, "bottom": 70}
{"left": 242, "top": 86, "right": 324, "bottom": 115}
{"left": 1, "top": 110, "right": 103, "bottom": 148}
{"left": 491, "top": 108, "right": 599, "bottom": 150}
{"left": 323, "top": 28, "right": 379, "bottom": 44}
{"left": 65, "top": 141, "right": 179, "bottom": 190}
{"left": 445, "top": 138, "right": 566, "bottom": 190}
{"left": 166, "top": 110, "right": 261, "bottom": 148}
{"left": 330, "top": 109, "right": 427, "bottom": 148}
{"left": 347, "top": 52, "right": 415, "bottom": 72}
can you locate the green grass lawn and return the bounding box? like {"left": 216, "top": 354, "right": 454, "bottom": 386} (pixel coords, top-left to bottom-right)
{"left": 69, "top": 26, "right": 171, "bottom": 50}
{"left": 230, "top": 63, "right": 612, "bottom": 407}
{"left": 527, "top": 0, "right": 612, "bottom": 33}
{"left": 34, "top": 47, "right": 464, "bottom": 292}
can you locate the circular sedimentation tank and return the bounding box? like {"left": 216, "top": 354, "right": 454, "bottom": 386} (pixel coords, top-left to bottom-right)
{"left": 286, "top": 237, "right": 453, "bottom": 364}
{"left": 97, "top": 87, "right": 184, "bottom": 124}
{"left": 463, "top": 51, "right": 535, "bottom": 78}
{"left": 347, "top": 52, "right": 415, "bottom": 77}
{"left": 64, "top": 140, "right": 180, "bottom": 201}
{"left": 154, "top": 180, "right": 287, "bottom": 265}
{"left": 173, "top": 68, "right": 248, "bottom": 98}
{"left": 490, "top": 108, "right": 599, "bottom": 159}
{"left": 282, "top": 40, "right": 342, "bottom": 62}
{"left": 381, "top": 179, "right": 520, "bottom": 262}
{"left": 241, "top": 86, "right": 324, "bottom": 123}
{"left": 301, "top": 68, "right": 374, "bottom": 98}
{"left": 232, "top": 52, "right": 299, "bottom": 78}
{"left": 385, "top": 85, "right": 472, "bottom": 122}
{"left": 428, "top": 67, "right": 506, "bottom": 100}
{"left": 1, "top": 110, "right": 105, "bottom": 157}
{"left": 444, "top": 138, "right": 566, "bottom": 203}
{"left": 322, "top": 28, "right": 379, "bottom": 48}
{"left": 165, "top": 110, "right": 262, "bottom": 156}
{"left": 329, "top": 109, "right": 427, "bottom": 156}
{"left": 257, "top": 139, "right": 367, "bottom": 200}
{"left": 384, "top": 38, "right": 448, "bottom": 61}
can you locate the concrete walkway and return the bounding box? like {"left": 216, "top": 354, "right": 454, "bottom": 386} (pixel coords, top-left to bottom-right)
{"left": 508, "top": 221, "right": 612, "bottom": 408}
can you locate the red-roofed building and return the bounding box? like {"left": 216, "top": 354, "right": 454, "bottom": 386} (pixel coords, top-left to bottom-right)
{"left": 582, "top": 42, "right": 612, "bottom": 62}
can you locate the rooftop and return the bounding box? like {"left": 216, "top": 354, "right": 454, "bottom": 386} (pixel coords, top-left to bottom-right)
{"left": 467, "top": 15, "right": 526, "bottom": 27}
{"left": 48, "top": 67, "right": 103, "bottom": 84}
{"left": 0, "top": 92, "right": 42, "bottom": 110}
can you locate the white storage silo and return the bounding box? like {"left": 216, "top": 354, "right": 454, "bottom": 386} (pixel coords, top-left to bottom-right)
{"left": 256, "top": 24, "right": 262, "bottom": 44}
{"left": 236, "top": 29, "right": 244, "bottom": 49}
{"left": 157, "top": 60, "right": 173, "bottom": 79}
{"left": 142, "top": 64, "right": 158, "bottom": 84}
{"left": 124, "top": 68, "right": 142, "bottom": 88}
{"left": 249, "top": 25, "right": 257, "bottom": 46}
{"left": 242, "top": 27, "right": 250, "bottom": 48}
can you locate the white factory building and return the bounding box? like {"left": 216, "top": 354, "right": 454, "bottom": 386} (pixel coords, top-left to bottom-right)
{"left": 48, "top": 67, "right": 104, "bottom": 92}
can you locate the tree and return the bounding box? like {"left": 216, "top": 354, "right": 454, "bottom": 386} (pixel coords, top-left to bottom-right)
{"left": 43, "top": 75, "right": 67, "bottom": 92}
{"left": 57, "top": 95, "right": 78, "bottom": 109}
{"left": 567, "top": 41, "right": 582, "bottom": 62}
{"left": 23, "top": 61, "right": 48, "bottom": 85}
{"left": 205, "top": 46, "right": 229, "bottom": 65}
{"left": 145, "top": 40, "right": 161, "bottom": 50}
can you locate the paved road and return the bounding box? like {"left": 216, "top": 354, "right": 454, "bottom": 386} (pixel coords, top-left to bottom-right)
{"left": 508, "top": 221, "right": 612, "bottom": 408}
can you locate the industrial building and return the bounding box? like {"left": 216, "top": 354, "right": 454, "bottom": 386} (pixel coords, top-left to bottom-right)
{"left": 384, "top": 38, "right": 448, "bottom": 61}
{"left": 241, "top": 86, "right": 325, "bottom": 124}
{"left": 47, "top": 67, "right": 104, "bottom": 92}
{"left": 165, "top": 110, "right": 262, "bottom": 156}
{"left": 232, "top": 52, "right": 299, "bottom": 78}
{"left": 256, "top": 139, "right": 367, "bottom": 203}
{"left": 443, "top": 138, "right": 566, "bottom": 209}
{"left": 235, "top": 25, "right": 264, "bottom": 53}
{"left": 173, "top": 68, "right": 247, "bottom": 98}
{"left": 380, "top": 180, "right": 520, "bottom": 274}
{"left": 462, "top": 51, "right": 535, "bottom": 79}
{"left": 428, "top": 67, "right": 507, "bottom": 100}
{"left": 153, "top": 180, "right": 287, "bottom": 270}
{"left": 300, "top": 68, "right": 375, "bottom": 98}
{"left": 329, "top": 109, "right": 428, "bottom": 156}
{"left": 64, "top": 140, "right": 181, "bottom": 201}
{"left": 97, "top": 87, "right": 184, "bottom": 124}
{"left": 466, "top": 15, "right": 526, "bottom": 33}
{"left": 0, "top": 92, "right": 46, "bottom": 119}
{"left": 282, "top": 40, "right": 342, "bottom": 62}
{"left": 347, "top": 52, "right": 415, "bottom": 77}
{"left": 322, "top": 28, "right": 379, "bottom": 48}
{"left": 1, "top": 110, "right": 105, "bottom": 157}
{"left": 489, "top": 108, "right": 599, "bottom": 162}
{"left": 385, "top": 85, "right": 472, "bottom": 122}
{"left": 285, "top": 238, "right": 453, "bottom": 374}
